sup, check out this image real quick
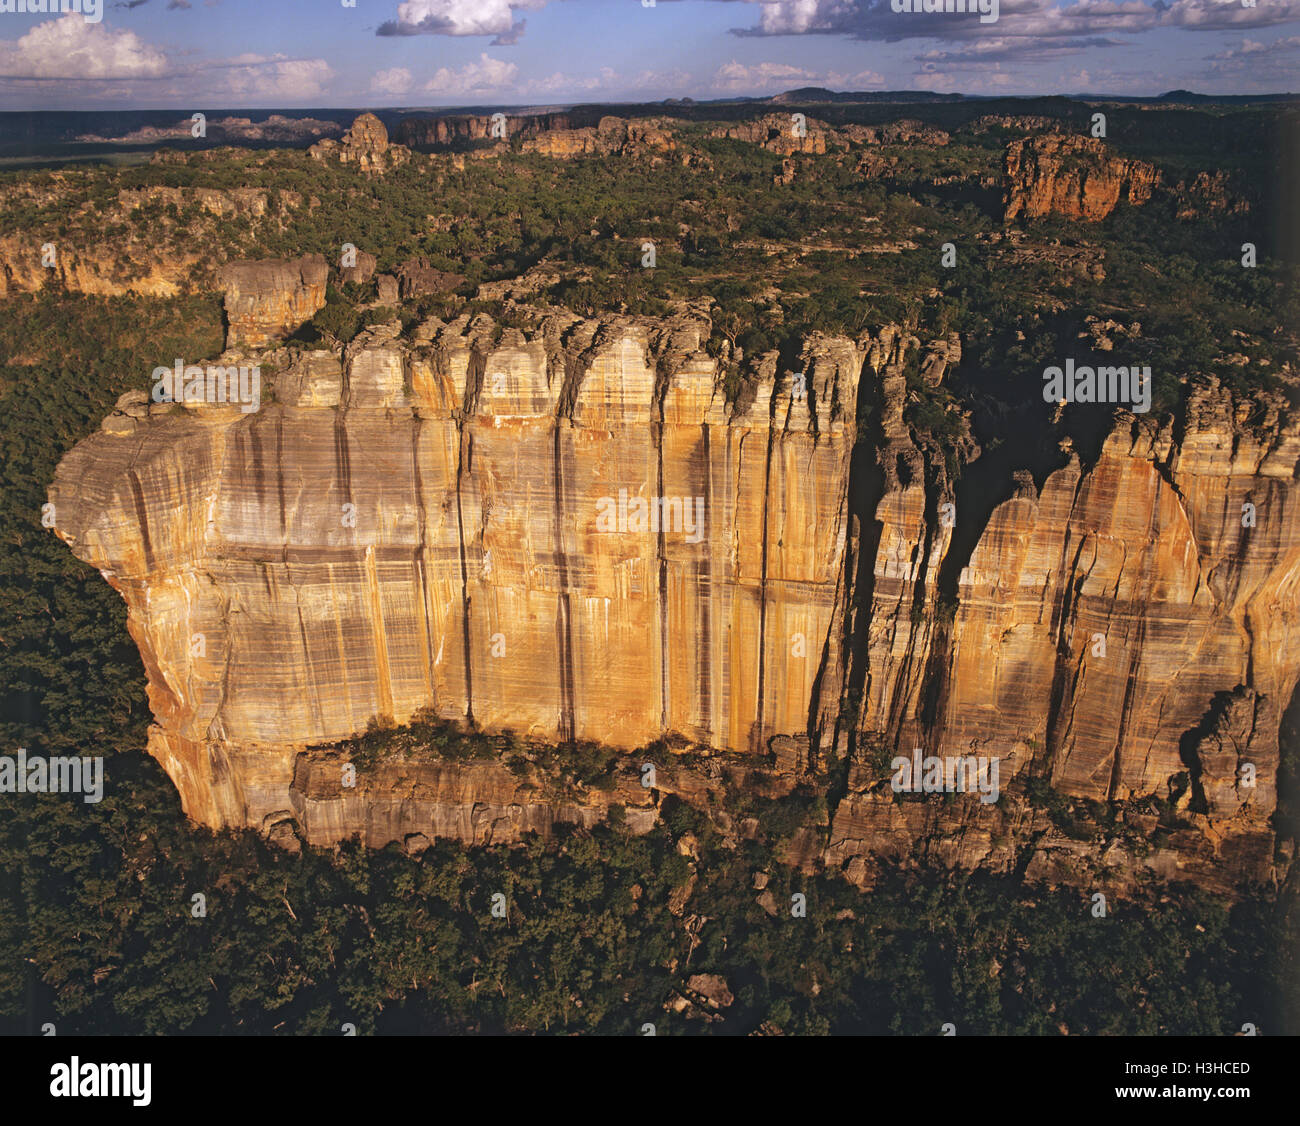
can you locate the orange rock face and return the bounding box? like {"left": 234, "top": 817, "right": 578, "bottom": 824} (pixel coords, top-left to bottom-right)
{"left": 47, "top": 307, "right": 1300, "bottom": 888}
{"left": 49, "top": 312, "right": 861, "bottom": 844}
{"left": 817, "top": 377, "right": 1299, "bottom": 890}
{"left": 1004, "top": 135, "right": 1161, "bottom": 222}
{"left": 218, "top": 254, "right": 329, "bottom": 349}
{"left": 522, "top": 117, "right": 678, "bottom": 159}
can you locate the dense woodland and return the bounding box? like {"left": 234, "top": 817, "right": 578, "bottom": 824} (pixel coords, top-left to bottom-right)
{"left": 1, "top": 103, "right": 1297, "bottom": 1034}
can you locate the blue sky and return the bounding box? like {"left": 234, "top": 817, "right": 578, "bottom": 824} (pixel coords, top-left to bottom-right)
{"left": 0, "top": 0, "right": 1297, "bottom": 109}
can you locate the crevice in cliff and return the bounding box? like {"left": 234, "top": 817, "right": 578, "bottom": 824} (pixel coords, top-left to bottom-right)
{"left": 753, "top": 379, "right": 776, "bottom": 754}
{"left": 835, "top": 355, "right": 886, "bottom": 766}
{"left": 203, "top": 578, "right": 236, "bottom": 744}
{"left": 807, "top": 527, "right": 844, "bottom": 760}
{"left": 464, "top": 339, "right": 487, "bottom": 416}
{"left": 549, "top": 337, "right": 586, "bottom": 745}
{"left": 275, "top": 413, "right": 287, "bottom": 553}
{"left": 332, "top": 410, "right": 352, "bottom": 528}
{"left": 906, "top": 451, "right": 941, "bottom": 626}
{"left": 1275, "top": 678, "right": 1300, "bottom": 850}
{"left": 551, "top": 421, "right": 576, "bottom": 743}
{"left": 248, "top": 415, "right": 269, "bottom": 518}
{"left": 456, "top": 347, "right": 487, "bottom": 726}
{"left": 908, "top": 447, "right": 950, "bottom": 739}
{"left": 409, "top": 409, "right": 437, "bottom": 709}
{"left": 127, "top": 468, "right": 156, "bottom": 574}
{"left": 290, "top": 582, "right": 325, "bottom": 736}
{"left": 1039, "top": 481, "right": 1094, "bottom": 783}
{"left": 698, "top": 423, "right": 714, "bottom": 739}
{"left": 932, "top": 416, "right": 1066, "bottom": 608}
{"left": 1178, "top": 687, "right": 1241, "bottom": 815}
{"left": 651, "top": 345, "right": 673, "bottom": 735}
{"left": 1105, "top": 613, "right": 1146, "bottom": 802}
{"left": 914, "top": 384, "right": 1070, "bottom": 748}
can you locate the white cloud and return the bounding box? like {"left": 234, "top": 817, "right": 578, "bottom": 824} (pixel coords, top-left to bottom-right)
{"left": 915, "top": 65, "right": 1016, "bottom": 91}
{"left": 380, "top": 0, "right": 546, "bottom": 40}
{"left": 524, "top": 66, "right": 616, "bottom": 94}
{"left": 752, "top": 0, "right": 840, "bottom": 35}
{"left": 205, "top": 55, "right": 335, "bottom": 98}
{"left": 424, "top": 52, "right": 519, "bottom": 92}
{"left": 710, "top": 58, "right": 884, "bottom": 91}
{"left": 734, "top": 0, "right": 1300, "bottom": 44}
{"left": 827, "top": 67, "right": 886, "bottom": 87}
{"left": 1208, "top": 34, "right": 1300, "bottom": 59}
{"left": 0, "top": 14, "right": 167, "bottom": 79}
{"left": 630, "top": 67, "right": 694, "bottom": 91}
{"left": 713, "top": 59, "right": 814, "bottom": 89}
{"left": 371, "top": 66, "right": 414, "bottom": 94}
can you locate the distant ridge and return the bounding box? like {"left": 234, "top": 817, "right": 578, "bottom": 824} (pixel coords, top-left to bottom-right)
{"left": 764, "top": 87, "right": 1298, "bottom": 106}
{"left": 768, "top": 88, "right": 965, "bottom": 104}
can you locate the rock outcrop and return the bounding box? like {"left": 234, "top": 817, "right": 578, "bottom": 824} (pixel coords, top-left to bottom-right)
{"left": 285, "top": 750, "right": 661, "bottom": 848}
{"left": 841, "top": 120, "right": 949, "bottom": 147}
{"left": 48, "top": 309, "right": 1300, "bottom": 892}
{"left": 1004, "top": 135, "right": 1161, "bottom": 222}
{"left": 708, "top": 114, "right": 840, "bottom": 156}
{"left": 218, "top": 254, "right": 328, "bottom": 348}
{"left": 77, "top": 114, "right": 344, "bottom": 146}
{"left": 310, "top": 113, "right": 410, "bottom": 174}
{"left": 396, "top": 112, "right": 575, "bottom": 149}
{"left": 394, "top": 257, "right": 465, "bottom": 300}
{"left": 395, "top": 110, "right": 943, "bottom": 161}
{"left": 340, "top": 250, "right": 377, "bottom": 286}
{"left": 521, "top": 116, "right": 677, "bottom": 159}
{"left": 0, "top": 185, "right": 302, "bottom": 299}
{"left": 1172, "top": 169, "right": 1251, "bottom": 220}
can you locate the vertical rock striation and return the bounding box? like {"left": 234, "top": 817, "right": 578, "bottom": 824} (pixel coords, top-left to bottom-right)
{"left": 819, "top": 373, "right": 1298, "bottom": 888}
{"left": 48, "top": 305, "right": 1299, "bottom": 885}
{"left": 49, "top": 311, "right": 862, "bottom": 840}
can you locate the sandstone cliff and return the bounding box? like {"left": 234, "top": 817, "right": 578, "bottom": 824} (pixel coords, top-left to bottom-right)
{"left": 1004, "top": 135, "right": 1161, "bottom": 222}
{"left": 818, "top": 372, "right": 1298, "bottom": 890}
{"left": 50, "top": 308, "right": 860, "bottom": 842}
{"left": 394, "top": 257, "right": 465, "bottom": 300}
{"left": 48, "top": 296, "right": 1299, "bottom": 892}
{"left": 708, "top": 113, "right": 841, "bottom": 156}
{"left": 394, "top": 109, "right": 951, "bottom": 160}
{"left": 840, "top": 120, "right": 950, "bottom": 147}
{"left": 1003, "top": 133, "right": 1250, "bottom": 224}
{"left": 77, "top": 114, "right": 344, "bottom": 146}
